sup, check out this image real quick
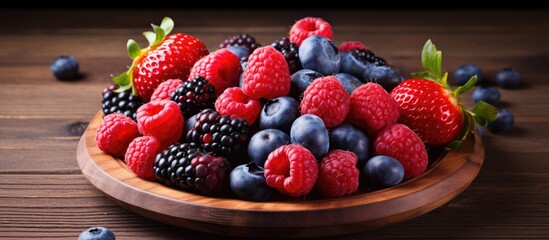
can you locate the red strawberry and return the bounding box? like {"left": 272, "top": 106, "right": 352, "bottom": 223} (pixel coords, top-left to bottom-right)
{"left": 189, "top": 48, "right": 242, "bottom": 95}
{"left": 113, "top": 17, "right": 209, "bottom": 102}
{"left": 242, "top": 46, "right": 291, "bottom": 99}
{"left": 289, "top": 17, "right": 333, "bottom": 46}
{"left": 338, "top": 41, "right": 367, "bottom": 52}
{"left": 374, "top": 124, "right": 428, "bottom": 179}
{"left": 390, "top": 40, "right": 498, "bottom": 148}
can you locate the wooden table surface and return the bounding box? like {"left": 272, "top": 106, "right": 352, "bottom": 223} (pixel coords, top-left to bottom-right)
{"left": 1, "top": 9, "right": 548, "bottom": 239}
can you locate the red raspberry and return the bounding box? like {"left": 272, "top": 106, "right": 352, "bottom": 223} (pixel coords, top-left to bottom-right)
{"left": 348, "top": 83, "right": 400, "bottom": 133}
{"left": 95, "top": 114, "right": 140, "bottom": 159}
{"left": 189, "top": 48, "right": 242, "bottom": 96}
{"left": 289, "top": 17, "right": 333, "bottom": 46}
{"left": 264, "top": 145, "right": 318, "bottom": 197}
{"left": 125, "top": 136, "right": 161, "bottom": 180}
{"left": 136, "top": 100, "right": 183, "bottom": 148}
{"left": 300, "top": 76, "right": 350, "bottom": 128}
{"left": 317, "top": 150, "right": 360, "bottom": 198}
{"left": 150, "top": 79, "right": 184, "bottom": 102}
{"left": 242, "top": 46, "right": 291, "bottom": 99}
{"left": 215, "top": 87, "right": 261, "bottom": 125}
{"left": 338, "top": 41, "right": 367, "bottom": 52}
{"left": 374, "top": 124, "right": 428, "bottom": 179}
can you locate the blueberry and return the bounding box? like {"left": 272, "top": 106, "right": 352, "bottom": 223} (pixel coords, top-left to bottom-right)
{"left": 248, "top": 129, "right": 290, "bottom": 167}
{"left": 472, "top": 87, "right": 501, "bottom": 105}
{"left": 487, "top": 108, "right": 514, "bottom": 133}
{"left": 298, "top": 35, "right": 340, "bottom": 75}
{"left": 453, "top": 64, "right": 482, "bottom": 85}
{"left": 363, "top": 155, "right": 404, "bottom": 188}
{"left": 339, "top": 51, "right": 369, "bottom": 79}
{"left": 226, "top": 45, "right": 250, "bottom": 61}
{"left": 290, "top": 69, "right": 323, "bottom": 99}
{"left": 78, "top": 227, "right": 115, "bottom": 240}
{"left": 496, "top": 68, "right": 521, "bottom": 88}
{"left": 362, "top": 65, "right": 403, "bottom": 92}
{"left": 51, "top": 56, "right": 79, "bottom": 80}
{"left": 230, "top": 162, "right": 274, "bottom": 201}
{"left": 330, "top": 124, "right": 370, "bottom": 168}
{"left": 290, "top": 114, "right": 329, "bottom": 159}
{"left": 334, "top": 73, "right": 362, "bottom": 94}
{"left": 259, "top": 96, "right": 299, "bottom": 134}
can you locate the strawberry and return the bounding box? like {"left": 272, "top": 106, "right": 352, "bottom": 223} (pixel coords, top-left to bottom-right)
{"left": 112, "top": 17, "right": 209, "bottom": 102}
{"left": 390, "top": 40, "right": 498, "bottom": 149}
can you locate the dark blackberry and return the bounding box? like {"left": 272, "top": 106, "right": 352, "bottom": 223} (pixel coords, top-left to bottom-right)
{"left": 219, "top": 34, "right": 260, "bottom": 53}
{"left": 270, "top": 37, "right": 302, "bottom": 74}
{"left": 186, "top": 109, "right": 250, "bottom": 162}
{"left": 154, "top": 142, "right": 231, "bottom": 196}
{"left": 170, "top": 76, "right": 216, "bottom": 119}
{"left": 101, "top": 84, "right": 142, "bottom": 121}
{"left": 352, "top": 49, "right": 388, "bottom": 67}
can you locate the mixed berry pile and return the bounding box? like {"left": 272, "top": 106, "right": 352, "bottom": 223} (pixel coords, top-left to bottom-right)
{"left": 95, "top": 16, "right": 500, "bottom": 201}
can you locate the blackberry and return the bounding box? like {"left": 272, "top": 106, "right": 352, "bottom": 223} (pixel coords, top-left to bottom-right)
{"left": 352, "top": 49, "right": 388, "bottom": 67}
{"left": 101, "top": 84, "right": 142, "bottom": 121}
{"left": 186, "top": 109, "right": 250, "bottom": 162}
{"left": 271, "top": 37, "right": 302, "bottom": 74}
{"left": 154, "top": 142, "right": 231, "bottom": 196}
{"left": 219, "top": 34, "right": 260, "bottom": 53}
{"left": 171, "top": 76, "right": 216, "bottom": 119}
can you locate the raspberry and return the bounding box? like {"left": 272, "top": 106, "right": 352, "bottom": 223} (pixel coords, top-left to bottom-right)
{"left": 289, "top": 17, "right": 333, "bottom": 46}
{"left": 348, "top": 83, "right": 400, "bottom": 133}
{"left": 189, "top": 48, "right": 242, "bottom": 96}
{"left": 136, "top": 100, "right": 183, "bottom": 148}
{"left": 374, "top": 124, "right": 428, "bottom": 179}
{"left": 242, "top": 46, "right": 290, "bottom": 99}
{"left": 338, "top": 41, "right": 367, "bottom": 52}
{"left": 317, "top": 150, "right": 359, "bottom": 198}
{"left": 150, "top": 79, "right": 184, "bottom": 102}
{"left": 125, "top": 136, "right": 161, "bottom": 180}
{"left": 215, "top": 87, "right": 261, "bottom": 125}
{"left": 95, "top": 114, "right": 140, "bottom": 159}
{"left": 264, "top": 145, "right": 318, "bottom": 197}
{"left": 300, "top": 76, "right": 350, "bottom": 128}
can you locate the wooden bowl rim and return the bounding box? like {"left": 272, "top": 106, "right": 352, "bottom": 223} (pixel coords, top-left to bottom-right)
{"left": 77, "top": 111, "right": 484, "bottom": 230}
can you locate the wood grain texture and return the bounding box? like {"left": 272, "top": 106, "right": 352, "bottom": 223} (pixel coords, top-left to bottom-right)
{"left": 1, "top": 9, "right": 549, "bottom": 239}
{"left": 76, "top": 112, "right": 484, "bottom": 238}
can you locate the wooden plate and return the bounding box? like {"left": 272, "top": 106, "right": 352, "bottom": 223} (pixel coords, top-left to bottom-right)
{"left": 77, "top": 111, "right": 484, "bottom": 238}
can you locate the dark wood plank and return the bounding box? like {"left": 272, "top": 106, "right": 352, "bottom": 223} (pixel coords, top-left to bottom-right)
{"left": 1, "top": 9, "right": 549, "bottom": 239}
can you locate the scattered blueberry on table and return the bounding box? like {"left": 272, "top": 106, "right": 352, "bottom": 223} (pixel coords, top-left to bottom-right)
{"left": 78, "top": 226, "right": 115, "bottom": 240}
{"left": 453, "top": 64, "right": 483, "bottom": 85}
{"left": 488, "top": 108, "right": 515, "bottom": 133}
{"left": 51, "top": 55, "right": 79, "bottom": 80}
{"left": 472, "top": 86, "right": 501, "bottom": 105}
{"left": 496, "top": 68, "right": 521, "bottom": 88}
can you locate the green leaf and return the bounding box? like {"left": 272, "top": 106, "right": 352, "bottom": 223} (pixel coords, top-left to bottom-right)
{"left": 472, "top": 101, "right": 499, "bottom": 122}
{"left": 446, "top": 140, "right": 462, "bottom": 150}
{"left": 421, "top": 40, "right": 443, "bottom": 81}
{"left": 127, "top": 39, "right": 142, "bottom": 59}
{"left": 143, "top": 31, "right": 156, "bottom": 46}
{"left": 473, "top": 115, "right": 487, "bottom": 127}
{"left": 441, "top": 72, "right": 449, "bottom": 88}
{"left": 112, "top": 72, "right": 130, "bottom": 86}
{"left": 453, "top": 75, "right": 477, "bottom": 97}
{"left": 411, "top": 71, "right": 430, "bottom": 79}
{"left": 114, "top": 84, "right": 132, "bottom": 93}
{"left": 160, "top": 17, "right": 174, "bottom": 35}
{"left": 151, "top": 24, "right": 165, "bottom": 46}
